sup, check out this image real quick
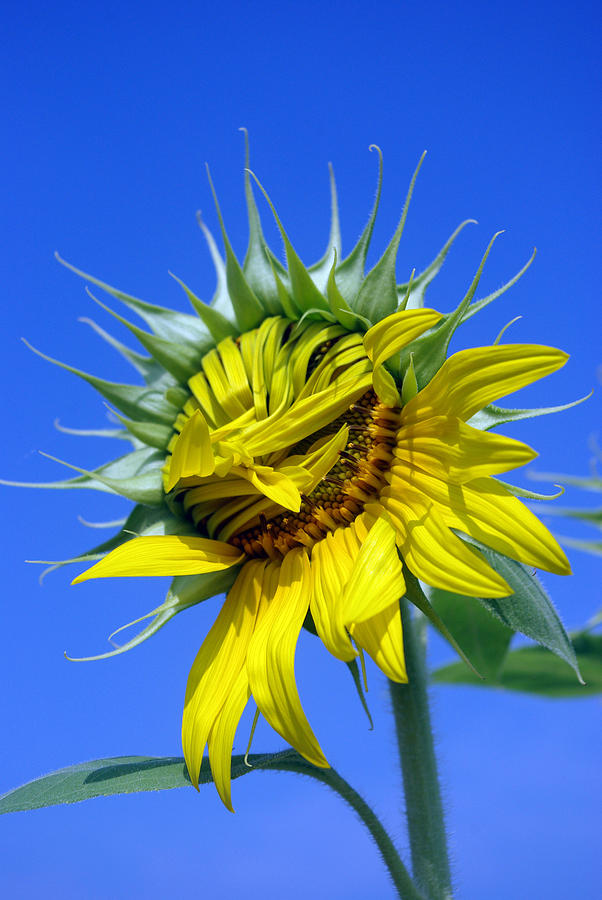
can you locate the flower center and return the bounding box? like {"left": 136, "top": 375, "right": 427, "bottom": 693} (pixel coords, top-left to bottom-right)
{"left": 164, "top": 317, "right": 400, "bottom": 560}
{"left": 231, "top": 389, "right": 400, "bottom": 559}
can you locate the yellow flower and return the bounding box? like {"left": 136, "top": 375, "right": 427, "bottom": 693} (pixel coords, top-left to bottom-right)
{"left": 9, "top": 140, "right": 573, "bottom": 810}
{"left": 72, "top": 308, "right": 570, "bottom": 808}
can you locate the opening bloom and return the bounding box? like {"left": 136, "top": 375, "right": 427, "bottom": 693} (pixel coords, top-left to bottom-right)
{"left": 8, "top": 139, "right": 574, "bottom": 810}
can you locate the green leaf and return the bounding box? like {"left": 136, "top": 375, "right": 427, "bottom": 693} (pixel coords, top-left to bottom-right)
{"left": 427, "top": 588, "right": 513, "bottom": 679}
{"left": 432, "top": 633, "right": 602, "bottom": 697}
{"left": 460, "top": 537, "right": 583, "bottom": 682}
{"left": 0, "top": 750, "right": 299, "bottom": 814}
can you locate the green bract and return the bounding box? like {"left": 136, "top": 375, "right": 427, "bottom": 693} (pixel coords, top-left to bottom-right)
{"left": 1, "top": 133, "right": 587, "bottom": 665}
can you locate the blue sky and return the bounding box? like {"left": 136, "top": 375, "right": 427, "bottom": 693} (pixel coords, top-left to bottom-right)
{"left": 1, "top": 1, "right": 600, "bottom": 897}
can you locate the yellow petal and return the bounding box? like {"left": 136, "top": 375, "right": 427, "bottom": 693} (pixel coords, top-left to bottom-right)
{"left": 71, "top": 535, "right": 244, "bottom": 584}
{"left": 166, "top": 409, "right": 215, "bottom": 491}
{"left": 385, "top": 467, "right": 571, "bottom": 576}
{"left": 235, "top": 463, "right": 302, "bottom": 512}
{"left": 182, "top": 560, "right": 266, "bottom": 789}
{"left": 350, "top": 602, "right": 408, "bottom": 683}
{"left": 372, "top": 364, "right": 401, "bottom": 407}
{"left": 201, "top": 343, "right": 250, "bottom": 420}
{"left": 393, "top": 416, "right": 537, "bottom": 483}
{"left": 246, "top": 549, "right": 328, "bottom": 768}
{"left": 403, "top": 344, "right": 569, "bottom": 424}
{"left": 363, "top": 308, "right": 443, "bottom": 370}
{"left": 207, "top": 666, "right": 251, "bottom": 812}
{"left": 243, "top": 372, "right": 373, "bottom": 457}
{"left": 381, "top": 490, "right": 511, "bottom": 597}
{"left": 309, "top": 533, "right": 357, "bottom": 662}
{"left": 341, "top": 516, "right": 406, "bottom": 623}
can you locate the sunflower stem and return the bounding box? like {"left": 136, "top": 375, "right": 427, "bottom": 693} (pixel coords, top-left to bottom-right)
{"left": 269, "top": 756, "right": 426, "bottom": 900}
{"left": 389, "top": 578, "right": 454, "bottom": 900}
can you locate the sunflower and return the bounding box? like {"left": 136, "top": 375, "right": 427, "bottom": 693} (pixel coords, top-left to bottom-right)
{"left": 12, "top": 139, "right": 572, "bottom": 810}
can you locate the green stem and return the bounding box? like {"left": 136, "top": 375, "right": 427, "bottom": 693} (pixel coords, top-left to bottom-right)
{"left": 389, "top": 579, "right": 454, "bottom": 900}
{"left": 267, "top": 757, "right": 426, "bottom": 900}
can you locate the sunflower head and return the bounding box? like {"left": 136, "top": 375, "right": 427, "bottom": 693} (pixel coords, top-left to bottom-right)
{"left": 8, "top": 134, "right": 578, "bottom": 810}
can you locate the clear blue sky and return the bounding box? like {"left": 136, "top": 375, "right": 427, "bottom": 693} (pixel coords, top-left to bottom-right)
{"left": 1, "top": 1, "right": 600, "bottom": 897}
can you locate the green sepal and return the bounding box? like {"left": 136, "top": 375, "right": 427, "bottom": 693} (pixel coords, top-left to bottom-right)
{"left": 247, "top": 169, "right": 331, "bottom": 315}
{"left": 267, "top": 255, "right": 299, "bottom": 319}
{"left": 0, "top": 749, "right": 304, "bottom": 814}
{"left": 165, "top": 385, "right": 190, "bottom": 408}
{"left": 239, "top": 129, "right": 285, "bottom": 316}
{"left": 427, "top": 588, "right": 513, "bottom": 680}
{"left": 556, "top": 536, "right": 602, "bottom": 556}
{"left": 307, "top": 162, "right": 342, "bottom": 293}
{"left": 468, "top": 391, "right": 593, "bottom": 431}
{"left": 401, "top": 352, "right": 418, "bottom": 404}
{"left": 2, "top": 447, "right": 164, "bottom": 505}
{"left": 168, "top": 272, "right": 238, "bottom": 343}
{"left": 345, "top": 657, "right": 374, "bottom": 730}
{"left": 403, "top": 569, "right": 482, "bottom": 677}
{"left": 353, "top": 152, "right": 426, "bottom": 323}
{"left": 326, "top": 252, "right": 371, "bottom": 331}
{"left": 396, "top": 220, "right": 477, "bottom": 309}
{"left": 108, "top": 407, "right": 173, "bottom": 450}
{"left": 461, "top": 247, "right": 537, "bottom": 323}
{"left": 29, "top": 502, "right": 192, "bottom": 581}
{"left": 79, "top": 316, "right": 162, "bottom": 385}
{"left": 85, "top": 289, "right": 205, "bottom": 384}
{"left": 55, "top": 254, "right": 209, "bottom": 346}
{"left": 459, "top": 536, "right": 582, "bottom": 682}
{"left": 195, "top": 213, "right": 238, "bottom": 322}
{"left": 66, "top": 567, "right": 240, "bottom": 661}
{"left": 527, "top": 472, "right": 602, "bottom": 493}
{"left": 36, "top": 449, "right": 164, "bottom": 506}
{"left": 494, "top": 480, "right": 564, "bottom": 501}
{"left": 23, "top": 339, "right": 178, "bottom": 425}
{"left": 53, "top": 420, "right": 131, "bottom": 442}
{"left": 432, "top": 631, "right": 602, "bottom": 698}
{"left": 393, "top": 231, "right": 504, "bottom": 389}
{"left": 539, "top": 506, "right": 602, "bottom": 526}
{"left": 205, "top": 165, "right": 266, "bottom": 331}
{"left": 335, "top": 145, "right": 383, "bottom": 305}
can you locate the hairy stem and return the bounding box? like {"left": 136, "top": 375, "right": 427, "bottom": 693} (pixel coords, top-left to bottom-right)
{"left": 389, "top": 580, "right": 453, "bottom": 899}
{"left": 267, "top": 756, "right": 426, "bottom": 900}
